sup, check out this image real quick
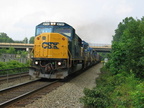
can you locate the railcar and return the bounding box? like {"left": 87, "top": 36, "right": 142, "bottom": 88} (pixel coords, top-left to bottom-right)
{"left": 29, "top": 22, "right": 100, "bottom": 79}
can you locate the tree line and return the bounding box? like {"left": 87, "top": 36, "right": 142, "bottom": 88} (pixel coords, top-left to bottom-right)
{"left": 0, "top": 32, "right": 34, "bottom": 44}
{"left": 80, "top": 17, "right": 144, "bottom": 107}
{"left": 0, "top": 47, "right": 28, "bottom": 58}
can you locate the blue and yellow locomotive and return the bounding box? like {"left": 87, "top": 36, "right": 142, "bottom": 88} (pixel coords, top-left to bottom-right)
{"left": 29, "top": 22, "right": 100, "bottom": 79}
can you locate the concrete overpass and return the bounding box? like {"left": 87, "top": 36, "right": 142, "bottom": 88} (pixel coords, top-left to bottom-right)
{"left": 0, "top": 43, "right": 111, "bottom": 52}
{"left": 0, "top": 43, "right": 34, "bottom": 51}
{"left": 90, "top": 46, "right": 111, "bottom": 52}
{"left": 90, "top": 44, "right": 111, "bottom": 53}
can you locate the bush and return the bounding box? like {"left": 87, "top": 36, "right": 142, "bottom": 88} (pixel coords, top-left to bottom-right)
{"left": 0, "top": 60, "right": 29, "bottom": 75}
{"left": 0, "top": 62, "right": 7, "bottom": 70}
{"left": 80, "top": 87, "right": 110, "bottom": 108}
{"left": 6, "top": 60, "right": 26, "bottom": 68}
{"left": 80, "top": 67, "right": 144, "bottom": 108}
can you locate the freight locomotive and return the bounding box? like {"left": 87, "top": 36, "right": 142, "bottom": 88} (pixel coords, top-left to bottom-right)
{"left": 29, "top": 22, "right": 100, "bottom": 79}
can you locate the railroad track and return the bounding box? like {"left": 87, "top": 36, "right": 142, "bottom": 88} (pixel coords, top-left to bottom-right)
{"left": 0, "top": 64, "right": 96, "bottom": 107}
{"left": 0, "top": 67, "right": 30, "bottom": 82}
{"left": 0, "top": 72, "right": 29, "bottom": 81}
{"left": 0, "top": 79, "right": 63, "bottom": 108}
{"left": 0, "top": 73, "right": 30, "bottom": 85}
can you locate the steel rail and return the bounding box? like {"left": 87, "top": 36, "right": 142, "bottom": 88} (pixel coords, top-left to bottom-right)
{"left": 0, "top": 79, "right": 58, "bottom": 107}
{"left": 0, "top": 72, "right": 29, "bottom": 82}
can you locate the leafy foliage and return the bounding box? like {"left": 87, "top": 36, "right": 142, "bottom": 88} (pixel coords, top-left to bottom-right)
{"left": 23, "top": 37, "right": 28, "bottom": 43}
{"left": 80, "top": 17, "right": 144, "bottom": 107}
{"left": 0, "top": 47, "right": 16, "bottom": 55}
{"left": 0, "top": 48, "right": 7, "bottom": 55}
{"left": 80, "top": 87, "right": 110, "bottom": 108}
{"left": 29, "top": 36, "right": 34, "bottom": 44}
{"left": 0, "top": 60, "right": 29, "bottom": 75}
{"left": 80, "top": 68, "right": 144, "bottom": 107}
{"left": 6, "top": 47, "right": 16, "bottom": 54}
{"left": 0, "top": 33, "right": 14, "bottom": 43}
{"left": 0, "top": 47, "right": 28, "bottom": 57}
{"left": 0, "top": 60, "right": 29, "bottom": 70}
{"left": 109, "top": 17, "right": 144, "bottom": 78}
{"left": 0, "top": 32, "right": 34, "bottom": 44}
{"left": 17, "top": 50, "right": 28, "bottom": 57}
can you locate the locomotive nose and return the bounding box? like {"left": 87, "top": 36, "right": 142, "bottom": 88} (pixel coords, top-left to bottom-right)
{"left": 34, "top": 33, "right": 69, "bottom": 59}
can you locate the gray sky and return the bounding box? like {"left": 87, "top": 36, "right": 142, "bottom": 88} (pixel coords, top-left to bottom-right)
{"left": 0, "top": 0, "right": 143, "bottom": 44}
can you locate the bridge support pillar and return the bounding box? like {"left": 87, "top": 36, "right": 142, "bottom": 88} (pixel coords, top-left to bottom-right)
{"left": 26, "top": 48, "right": 30, "bottom": 59}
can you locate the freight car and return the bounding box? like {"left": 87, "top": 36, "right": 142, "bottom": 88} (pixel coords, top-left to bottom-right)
{"left": 29, "top": 22, "right": 100, "bottom": 79}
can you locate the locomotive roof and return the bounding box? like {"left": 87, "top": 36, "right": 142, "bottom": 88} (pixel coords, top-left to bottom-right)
{"left": 37, "top": 22, "right": 73, "bottom": 28}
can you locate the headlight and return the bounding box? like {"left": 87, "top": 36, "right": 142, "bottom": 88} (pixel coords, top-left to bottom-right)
{"left": 51, "top": 22, "right": 56, "bottom": 25}
{"left": 35, "top": 61, "right": 39, "bottom": 65}
{"left": 58, "top": 62, "right": 62, "bottom": 66}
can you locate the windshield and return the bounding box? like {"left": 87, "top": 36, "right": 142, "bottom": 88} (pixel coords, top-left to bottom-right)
{"left": 54, "top": 27, "right": 71, "bottom": 37}
{"left": 36, "top": 27, "right": 52, "bottom": 36}
{"left": 35, "top": 26, "right": 72, "bottom": 37}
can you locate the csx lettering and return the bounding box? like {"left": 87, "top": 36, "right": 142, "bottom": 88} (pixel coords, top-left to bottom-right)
{"left": 42, "top": 42, "right": 59, "bottom": 49}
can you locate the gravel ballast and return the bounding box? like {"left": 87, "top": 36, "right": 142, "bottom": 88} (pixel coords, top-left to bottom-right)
{"left": 23, "top": 63, "right": 103, "bottom": 108}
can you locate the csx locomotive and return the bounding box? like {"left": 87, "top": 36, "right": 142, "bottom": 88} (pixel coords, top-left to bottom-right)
{"left": 29, "top": 22, "right": 100, "bottom": 79}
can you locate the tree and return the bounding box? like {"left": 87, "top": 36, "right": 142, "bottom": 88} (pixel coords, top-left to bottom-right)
{"left": 29, "top": 36, "right": 35, "bottom": 44}
{"left": 17, "top": 50, "right": 28, "bottom": 57}
{"left": 23, "top": 37, "right": 28, "bottom": 43}
{"left": 0, "top": 48, "right": 7, "bottom": 55}
{"left": 0, "top": 33, "right": 14, "bottom": 43}
{"left": 109, "top": 17, "right": 144, "bottom": 78}
{"left": 6, "top": 47, "right": 16, "bottom": 54}
{"left": 14, "top": 40, "right": 23, "bottom": 43}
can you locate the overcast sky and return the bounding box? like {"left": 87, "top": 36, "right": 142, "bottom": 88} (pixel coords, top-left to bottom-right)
{"left": 0, "top": 0, "right": 143, "bottom": 44}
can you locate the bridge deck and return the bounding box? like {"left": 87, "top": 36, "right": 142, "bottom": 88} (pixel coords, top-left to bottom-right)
{"left": 0, "top": 43, "right": 34, "bottom": 49}
{"left": 0, "top": 43, "right": 111, "bottom": 52}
